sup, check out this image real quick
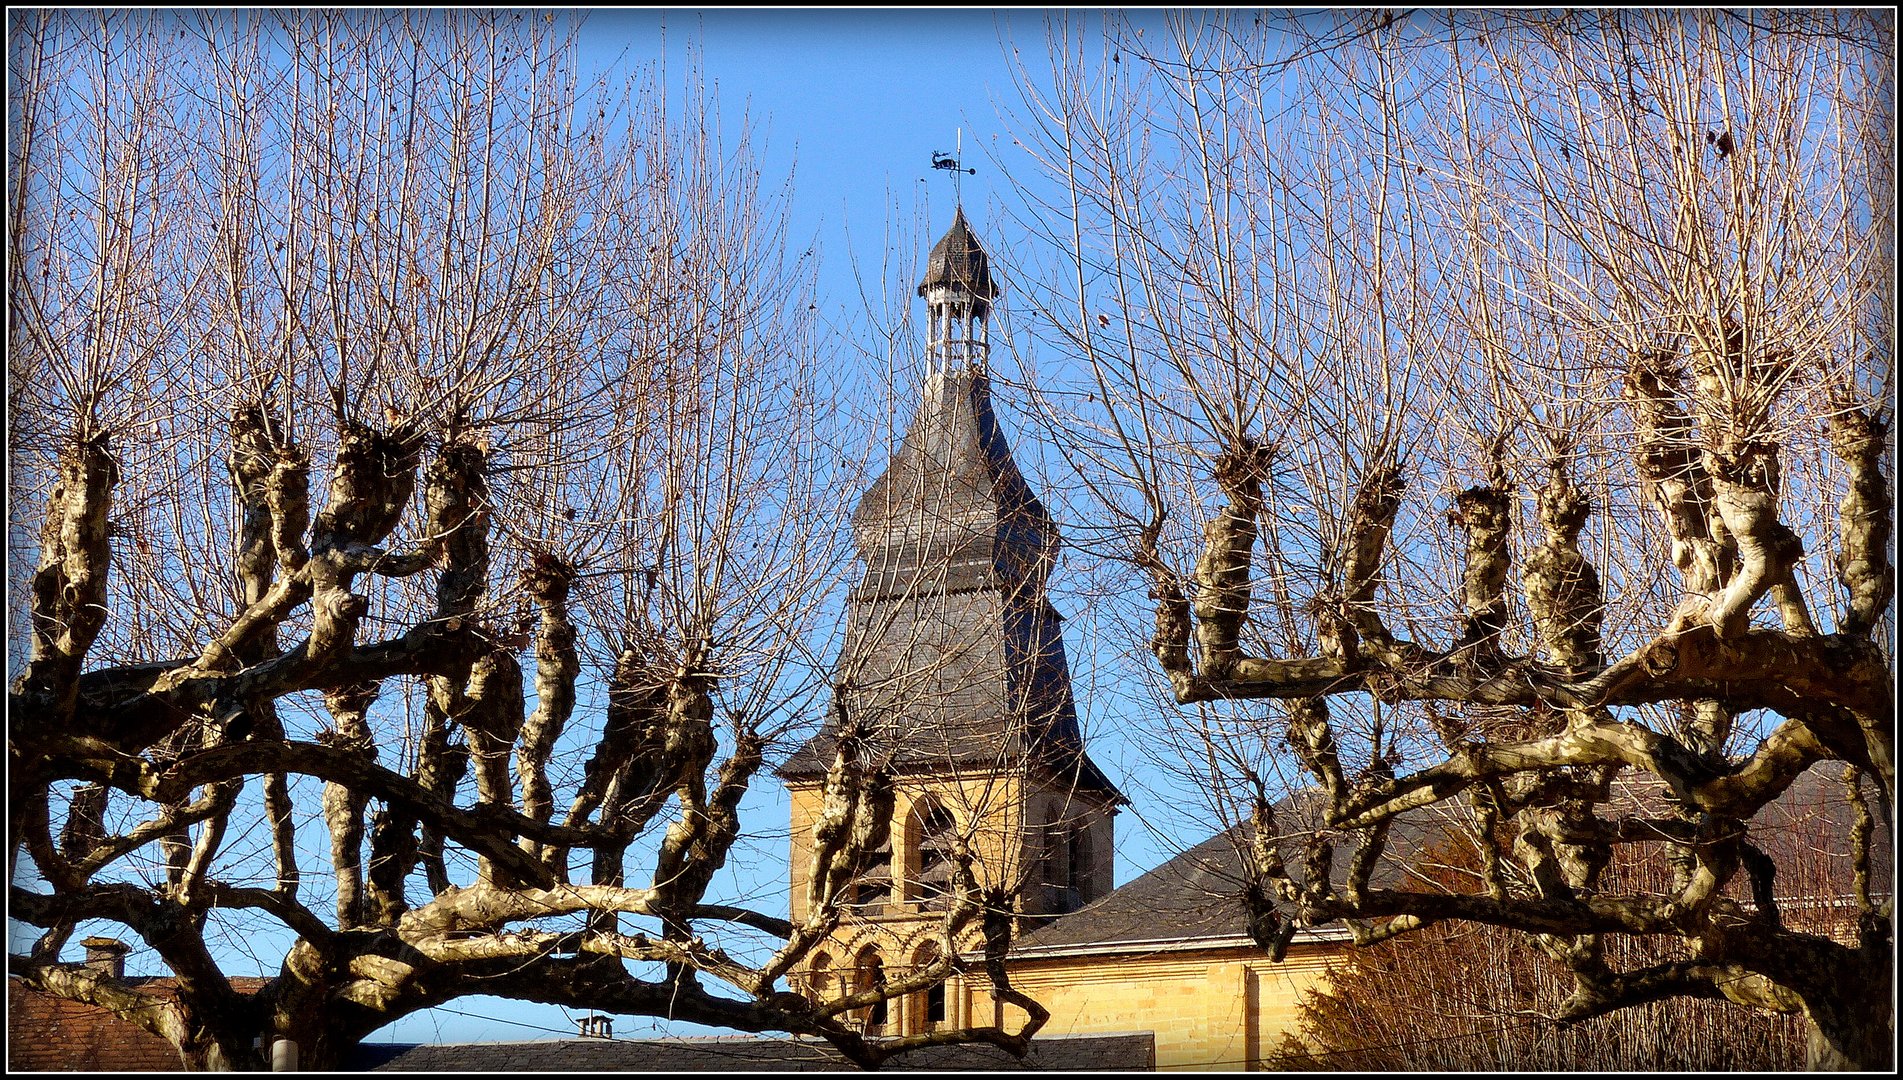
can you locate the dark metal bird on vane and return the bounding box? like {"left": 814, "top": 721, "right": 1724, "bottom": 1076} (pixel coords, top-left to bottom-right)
{"left": 932, "top": 151, "right": 976, "bottom": 176}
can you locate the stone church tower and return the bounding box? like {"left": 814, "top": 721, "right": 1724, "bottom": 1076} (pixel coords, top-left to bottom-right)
{"left": 779, "top": 209, "right": 1123, "bottom": 1036}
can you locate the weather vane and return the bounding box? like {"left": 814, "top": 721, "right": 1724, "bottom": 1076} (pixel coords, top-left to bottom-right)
{"left": 931, "top": 128, "right": 977, "bottom": 205}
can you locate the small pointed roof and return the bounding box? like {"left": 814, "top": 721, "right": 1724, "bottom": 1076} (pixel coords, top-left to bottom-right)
{"left": 916, "top": 207, "right": 999, "bottom": 300}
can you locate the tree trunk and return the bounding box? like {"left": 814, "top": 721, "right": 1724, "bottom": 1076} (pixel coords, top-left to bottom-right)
{"left": 1804, "top": 978, "right": 1894, "bottom": 1070}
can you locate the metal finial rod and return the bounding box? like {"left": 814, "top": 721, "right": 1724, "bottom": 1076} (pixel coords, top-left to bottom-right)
{"left": 929, "top": 128, "right": 977, "bottom": 206}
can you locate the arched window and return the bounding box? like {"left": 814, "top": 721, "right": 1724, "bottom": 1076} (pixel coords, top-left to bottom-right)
{"left": 1065, "top": 822, "right": 1091, "bottom": 910}
{"left": 1043, "top": 817, "right": 1091, "bottom": 914}
{"left": 847, "top": 837, "right": 893, "bottom": 914}
{"left": 927, "top": 979, "right": 948, "bottom": 1029}
{"left": 907, "top": 801, "right": 959, "bottom": 909}
{"left": 854, "top": 947, "right": 888, "bottom": 1034}
{"left": 808, "top": 951, "right": 834, "bottom": 1002}
{"left": 908, "top": 941, "right": 948, "bottom": 1034}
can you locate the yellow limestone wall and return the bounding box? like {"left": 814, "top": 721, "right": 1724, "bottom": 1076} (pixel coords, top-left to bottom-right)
{"left": 787, "top": 770, "right": 1026, "bottom": 1035}
{"left": 788, "top": 767, "right": 1340, "bottom": 1065}
{"left": 1004, "top": 942, "right": 1342, "bottom": 1071}
{"left": 789, "top": 771, "right": 1029, "bottom": 928}
{"left": 786, "top": 769, "right": 1118, "bottom": 1039}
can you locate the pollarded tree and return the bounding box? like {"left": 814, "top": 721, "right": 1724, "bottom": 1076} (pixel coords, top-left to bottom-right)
{"left": 8, "top": 11, "right": 1035, "bottom": 1069}
{"left": 1006, "top": 9, "right": 1892, "bottom": 1069}
{"left": 1269, "top": 779, "right": 1885, "bottom": 1071}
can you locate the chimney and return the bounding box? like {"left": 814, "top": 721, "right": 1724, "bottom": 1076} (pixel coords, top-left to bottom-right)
{"left": 80, "top": 937, "right": 130, "bottom": 979}
{"left": 577, "top": 1015, "right": 613, "bottom": 1039}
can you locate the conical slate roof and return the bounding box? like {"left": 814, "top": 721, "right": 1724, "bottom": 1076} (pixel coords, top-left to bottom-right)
{"left": 916, "top": 207, "right": 999, "bottom": 301}
{"left": 779, "top": 365, "right": 1119, "bottom": 803}
{"left": 782, "top": 210, "right": 1115, "bottom": 802}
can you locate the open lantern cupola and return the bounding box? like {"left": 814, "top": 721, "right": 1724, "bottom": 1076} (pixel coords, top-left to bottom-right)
{"left": 917, "top": 206, "right": 999, "bottom": 374}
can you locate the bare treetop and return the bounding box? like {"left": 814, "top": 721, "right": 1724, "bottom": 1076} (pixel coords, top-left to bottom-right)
{"left": 1006, "top": 9, "right": 1892, "bottom": 1070}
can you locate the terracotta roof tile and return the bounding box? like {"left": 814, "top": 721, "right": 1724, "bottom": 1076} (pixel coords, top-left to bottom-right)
{"left": 7, "top": 976, "right": 268, "bottom": 1072}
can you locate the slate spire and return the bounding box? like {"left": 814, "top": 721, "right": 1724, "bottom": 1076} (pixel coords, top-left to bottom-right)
{"left": 781, "top": 212, "right": 1119, "bottom": 803}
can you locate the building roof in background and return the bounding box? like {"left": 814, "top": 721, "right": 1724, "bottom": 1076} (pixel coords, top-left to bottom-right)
{"left": 7, "top": 976, "right": 270, "bottom": 1072}
{"left": 10, "top": 975, "right": 1149, "bottom": 1073}
{"left": 1015, "top": 790, "right": 1452, "bottom": 955}
{"left": 349, "top": 1031, "right": 1154, "bottom": 1072}
{"left": 1017, "top": 762, "right": 1891, "bottom": 956}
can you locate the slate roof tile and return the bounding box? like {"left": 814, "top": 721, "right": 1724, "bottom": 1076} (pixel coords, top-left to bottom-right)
{"left": 779, "top": 365, "right": 1120, "bottom": 804}
{"left": 349, "top": 1031, "right": 1154, "bottom": 1072}
{"left": 1017, "top": 764, "right": 1890, "bottom": 954}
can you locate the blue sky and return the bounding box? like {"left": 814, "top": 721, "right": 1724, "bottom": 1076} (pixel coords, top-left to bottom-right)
{"left": 584, "top": 9, "right": 1055, "bottom": 273}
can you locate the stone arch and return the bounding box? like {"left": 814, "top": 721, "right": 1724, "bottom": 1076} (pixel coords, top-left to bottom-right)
{"left": 807, "top": 949, "right": 835, "bottom": 1003}
{"left": 847, "top": 828, "right": 894, "bottom": 914}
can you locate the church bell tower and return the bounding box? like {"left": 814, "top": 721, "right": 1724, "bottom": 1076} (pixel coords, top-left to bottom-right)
{"left": 778, "top": 208, "right": 1123, "bottom": 1037}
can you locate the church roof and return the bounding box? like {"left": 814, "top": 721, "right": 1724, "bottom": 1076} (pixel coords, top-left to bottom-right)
{"left": 916, "top": 206, "right": 999, "bottom": 300}
{"left": 1013, "top": 790, "right": 1446, "bottom": 954}
{"left": 849, "top": 366, "right": 1053, "bottom": 597}
{"left": 1014, "top": 764, "right": 1890, "bottom": 956}
{"left": 778, "top": 698, "right": 1122, "bottom": 804}
{"left": 783, "top": 209, "right": 1116, "bottom": 803}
